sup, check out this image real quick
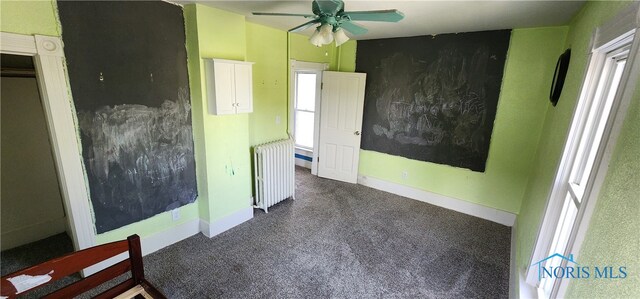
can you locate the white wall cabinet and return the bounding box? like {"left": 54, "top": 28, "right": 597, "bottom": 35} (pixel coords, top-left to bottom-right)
{"left": 204, "top": 59, "right": 254, "bottom": 115}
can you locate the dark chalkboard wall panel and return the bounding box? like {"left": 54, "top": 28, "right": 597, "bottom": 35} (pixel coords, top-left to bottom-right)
{"left": 58, "top": 1, "right": 197, "bottom": 233}
{"left": 356, "top": 30, "right": 511, "bottom": 172}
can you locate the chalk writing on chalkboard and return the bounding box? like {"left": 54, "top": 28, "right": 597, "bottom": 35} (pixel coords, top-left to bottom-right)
{"left": 357, "top": 30, "right": 511, "bottom": 171}
{"left": 58, "top": 1, "right": 197, "bottom": 233}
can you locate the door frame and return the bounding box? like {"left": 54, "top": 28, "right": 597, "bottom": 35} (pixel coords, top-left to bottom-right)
{"left": 289, "top": 60, "right": 328, "bottom": 175}
{"left": 1, "top": 32, "right": 96, "bottom": 251}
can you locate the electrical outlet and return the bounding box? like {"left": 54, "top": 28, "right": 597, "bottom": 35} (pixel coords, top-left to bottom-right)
{"left": 171, "top": 208, "right": 180, "bottom": 221}
{"left": 275, "top": 115, "right": 281, "bottom": 124}
{"left": 402, "top": 170, "right": 408, "bottom": 180}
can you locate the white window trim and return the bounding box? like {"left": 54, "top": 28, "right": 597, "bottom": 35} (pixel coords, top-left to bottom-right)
{"left": 0, "top": 33, "right": 96, "bottom": 253}
{"left": 289, "top": 60, "right": 328, "bottom": 175}
{"left": 292, "top": 70, "right": 319, "bottom": 151}
{"left": 524, "top": 3, "right": 640, "bottom": 298}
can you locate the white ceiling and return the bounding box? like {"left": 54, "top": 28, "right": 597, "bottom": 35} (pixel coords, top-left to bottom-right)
{"left": 189, "top": 0, "right": 585, "bottom": 40}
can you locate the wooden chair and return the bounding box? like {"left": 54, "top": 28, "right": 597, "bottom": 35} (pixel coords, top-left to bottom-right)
{"left": 1, "top": 234, "right": 166, "bottom": 298}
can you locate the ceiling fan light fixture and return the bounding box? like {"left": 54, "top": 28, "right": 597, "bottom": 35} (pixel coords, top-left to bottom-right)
{"left": 309, "top": 28, "right": 324, "bottom": 47}
{"left": 319, "top": 23, "right": 334, "bottom": 45}
{"left": 334, "top": 28, "right": 349, "bottom": 47}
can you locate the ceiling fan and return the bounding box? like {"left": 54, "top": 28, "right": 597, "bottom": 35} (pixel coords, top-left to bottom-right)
{"left": 253, "top": 0, "right": 405, "bottom": 47}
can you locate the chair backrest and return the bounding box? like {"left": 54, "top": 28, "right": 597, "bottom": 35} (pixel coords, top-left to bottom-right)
{"left": 1, "top": 234, "right": 145, "bottom": 299}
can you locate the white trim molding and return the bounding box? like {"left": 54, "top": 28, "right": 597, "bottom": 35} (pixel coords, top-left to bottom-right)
{"left": 1, "top": 32, "right": 96, "bottom": 252}
{"left": 143, "top": 218, "right": 201, "bottom": 255}
{"left": 84, "top": 218, "right": 201, "bottom": 276}
{"left": 289, "top": 60, "right": 328, "bottom": 176}
{"left": 0, "top": 32, "right": 37, "bottom": 54}
{"left": 357, "top": 175, "right": 516, "bottom": 226}
{"left": 200, "top": 207, "right": 254, "bottom": 238}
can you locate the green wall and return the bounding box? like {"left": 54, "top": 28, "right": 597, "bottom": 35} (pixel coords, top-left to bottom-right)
{"left": 246, "top": 23, "right": 288, "bottom": 146}
{"left": 0, "top": 0, "right": 59, "bottom": 36}
{"left": 514, "top": 1, "right": 639, "bottom": 297}
{"left": 335, "top": 40, "right": 357, "bottom": 72}
{"left": 187, "top": 4, "right": 253, "bottom": 223}
{"left": 246, "top": 25, "right": 358, "bottom": 146}
{"left": 289, "top": 32, "right": 337, "bottom": 66}
{"left": 358, "top": 28, "right": 568, "bottom": 214}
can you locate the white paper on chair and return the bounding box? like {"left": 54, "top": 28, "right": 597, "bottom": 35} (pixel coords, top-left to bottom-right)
{"left": 7, "top": 271, "right": 54, "bottom": 294}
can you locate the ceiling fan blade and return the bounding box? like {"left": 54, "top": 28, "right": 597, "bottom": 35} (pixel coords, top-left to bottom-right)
{"left": 342, "top": 10, "right": 405, "bottom": 22}
{"left": 312, "top": 0, "right": 344, "bottom": 15}
{"left": 289, "top": 20, "right": 320, "bottom": 33}
{"left": 252, "top": 12, "right": 316, "bottom": 18}
{"left": 340, "top": 21, "right": 368, "bottom": 35}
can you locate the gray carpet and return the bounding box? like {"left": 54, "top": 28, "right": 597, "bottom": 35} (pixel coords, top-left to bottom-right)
{"left": 1, "top": 233, "right": 75, "bottom": 276}
{"left": 142, "top": 167, "right": 511, "bottom": 298}
{"left": 4, "top": 167, "right": 511, "bottom": 298}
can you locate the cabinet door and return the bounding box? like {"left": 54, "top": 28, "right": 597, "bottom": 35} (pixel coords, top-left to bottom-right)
{"left": 212, "top": 62, "right": 236, "bottom": 115}
{"left": 234, "top": 63, "right": 253, "bottom": 113}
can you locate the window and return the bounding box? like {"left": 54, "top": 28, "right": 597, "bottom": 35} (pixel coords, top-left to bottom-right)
{"left": 527, "top": 26, "right": 637, "bottom": 299}
{"left": 293, "top": 72, "right": 319, "bottom": 149}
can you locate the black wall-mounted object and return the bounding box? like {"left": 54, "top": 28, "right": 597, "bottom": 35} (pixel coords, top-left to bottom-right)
{"left": 356, "top": 30, "right": 511, "bottom": 172}
{"left": 58, "top": 1, "right": 197, "bottom": 233}
{"left": 550, "top": 49, "right": 571, "bottom": 106}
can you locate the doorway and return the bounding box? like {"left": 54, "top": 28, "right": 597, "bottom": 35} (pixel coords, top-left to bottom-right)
{"left": 290, "top": 60, "right": 326, "bottom": 175}
{"left": 1, "top": 33, "right": 96, "bottom": 269}
{"left": 1, "top": 54, "right": 75, "bottom": 273}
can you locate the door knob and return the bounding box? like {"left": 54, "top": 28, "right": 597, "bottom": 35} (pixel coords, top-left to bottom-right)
{"left": 354, "top": 131, "right": 360, "bottom": 135}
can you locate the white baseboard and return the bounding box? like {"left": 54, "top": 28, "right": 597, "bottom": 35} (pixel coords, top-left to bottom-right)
{"left": 520, "top": 271, "right": 538, "bottom": 299}
{"left": 200, "top": 206, "right": 253, "bottom": 238}
{"left": 83, "top": 207, "right": 254, "bottom": 276}
{"left": 142, "top": 218, "right": 201, "bottom": 256}
{"left": 295, "top": 158, "right": 312, "bottom": 169}
{"left": 83, "top": 218, "right": 200, "bottom": 276}
{"left": 357, "top": 175, "right": 516, "bottom": 226}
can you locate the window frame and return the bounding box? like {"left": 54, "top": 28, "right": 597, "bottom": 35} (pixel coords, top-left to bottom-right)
{"left": 524, "top": 3, "right": 640, "bottom": 298}
{"left": 293, "top": 71, "right": 320, "bottom": 150}
{"left": 289, "top": 60, "right": 328, "bottom": 175}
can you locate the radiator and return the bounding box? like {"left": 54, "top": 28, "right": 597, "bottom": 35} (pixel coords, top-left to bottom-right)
{"left": 253, "top": 139, "right": 295, "bottom": 212}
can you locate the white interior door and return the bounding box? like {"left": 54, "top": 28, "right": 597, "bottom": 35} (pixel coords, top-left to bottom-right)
{"left": 317, "top": 71, "right": 366, "bottom": 183}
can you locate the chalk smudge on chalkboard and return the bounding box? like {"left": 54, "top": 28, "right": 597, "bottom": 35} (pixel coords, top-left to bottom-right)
{"left": 78, "top": 88, "right": 197, "bottom": 233}
{"left": 357, "top": 30, "right": 511, "bottom": 171}
{"left": 376, "top": 46, "right": 489, "bottom": 146}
